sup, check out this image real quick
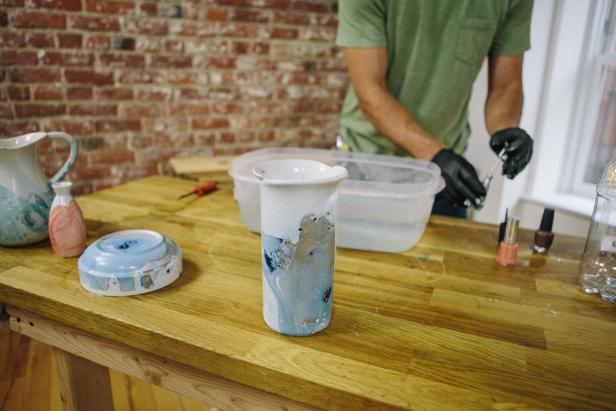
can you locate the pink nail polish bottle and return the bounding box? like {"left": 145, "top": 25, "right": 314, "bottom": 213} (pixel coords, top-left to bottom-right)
{"left": 496, "top": 216, "right": 519, "bottom": 266}
{"left": 48, "top": 181, "right": 86, "bottom": 258}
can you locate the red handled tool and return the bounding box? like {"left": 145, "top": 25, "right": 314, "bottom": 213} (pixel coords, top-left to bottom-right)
{"left": 178, "top": 182, "right": 218, "bottom": 199}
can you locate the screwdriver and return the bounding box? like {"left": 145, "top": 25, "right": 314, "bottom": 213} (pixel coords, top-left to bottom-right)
{"left": 178, "top": 182, "right": 218, "bottom": 199}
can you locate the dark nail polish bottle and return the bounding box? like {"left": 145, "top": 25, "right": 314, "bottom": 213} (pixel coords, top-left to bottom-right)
{"left": 534, "top": 208, "right": 555, "bottom": 253}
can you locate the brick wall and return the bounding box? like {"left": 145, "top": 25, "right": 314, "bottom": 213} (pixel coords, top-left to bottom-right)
{"left": 0, "top": 0, "right": 347, "bottom": 194}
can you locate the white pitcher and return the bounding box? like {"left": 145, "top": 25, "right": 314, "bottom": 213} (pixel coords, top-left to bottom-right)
{"left": 254, "top": 159, "right": 347, "bottom": 336}
{"left": 0, "top": 131, "right": 78, "bottom": 246}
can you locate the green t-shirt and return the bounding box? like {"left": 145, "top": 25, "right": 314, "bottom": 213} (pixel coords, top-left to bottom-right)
{"left": 336, "top": 0, "right": 533, "bottom": 156}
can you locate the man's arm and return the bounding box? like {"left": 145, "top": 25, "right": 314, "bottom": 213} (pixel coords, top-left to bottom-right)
{"left": 485, "top": 54, "right": 524, "bottom": 134}
{"left": 485, "top": 54, "right": 533, "bottom": 179}
{"left": 344, "top": 47, "right": 486, "bottom": 205}
{"left": 343, "top": 48, "right": 444, "bottom": 160}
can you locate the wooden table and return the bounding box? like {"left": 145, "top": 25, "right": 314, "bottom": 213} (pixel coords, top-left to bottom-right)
{"left": 0, "top": 176, "right": 614, "bottom": 410}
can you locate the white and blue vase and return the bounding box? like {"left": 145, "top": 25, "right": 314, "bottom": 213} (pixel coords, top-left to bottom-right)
{"left": 0, "top": 132, "right": 78, "bottom": 246}
{"left": 254, "top": 159, "right": 347, "bottom": 336}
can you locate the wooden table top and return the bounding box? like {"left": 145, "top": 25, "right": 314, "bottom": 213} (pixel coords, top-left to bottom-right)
{"left": 0, "top": 176, "right": 614, "bottom": 410}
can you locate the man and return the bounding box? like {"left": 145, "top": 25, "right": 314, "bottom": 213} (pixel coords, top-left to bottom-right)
{"left": 337, "top": 0, "right": 534, "bottom": 218}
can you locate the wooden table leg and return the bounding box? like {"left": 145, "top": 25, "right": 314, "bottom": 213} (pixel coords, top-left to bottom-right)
{"left": 54, "top": 348, "right": 115, "bottom": 411}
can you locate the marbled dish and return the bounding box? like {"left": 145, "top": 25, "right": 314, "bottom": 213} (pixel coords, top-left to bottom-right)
{"left": 78, "top": 229, "right": 182, "bottom": 296}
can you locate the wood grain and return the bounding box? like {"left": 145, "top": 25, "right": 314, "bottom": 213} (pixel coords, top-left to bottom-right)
{"left": 53, "top": 348, "right": 114, "bottom": 411}
{"left": 169, "top": 155, "right": 234, "bottom": 182}
{"left": 0, "top": 317, "right": 213, "bottom": 411}
{"left": 0, "top": 176, "right": 612, "bottom": 410}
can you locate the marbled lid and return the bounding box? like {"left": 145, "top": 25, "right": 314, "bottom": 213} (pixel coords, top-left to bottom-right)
{"left": 78, "top": 229, "right": 170, "bottom": 277}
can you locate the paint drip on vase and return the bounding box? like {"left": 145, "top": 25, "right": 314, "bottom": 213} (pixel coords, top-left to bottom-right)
{"left": 262, "top": 212, "right": 335, "bottom": 336}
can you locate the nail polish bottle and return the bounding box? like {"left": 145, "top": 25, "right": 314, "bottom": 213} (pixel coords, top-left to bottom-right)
{"left": 534, "top": 208, "right": 555, "bottom": 254}
{"left": 496, "top": 216, "right": 519, "bottom": 266}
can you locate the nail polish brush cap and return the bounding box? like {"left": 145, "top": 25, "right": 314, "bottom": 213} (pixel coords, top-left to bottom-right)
{"left": 539, "top": 208, "right": 554, "bottom": 232}
{"left": 498, "top": 209, "right": 508, "bottom": 243}
{"left": 504, "top": 216, "right": 519, "bottom": 245}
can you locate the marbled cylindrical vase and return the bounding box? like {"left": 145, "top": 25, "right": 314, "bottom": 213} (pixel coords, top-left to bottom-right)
{"left": 48, "top": 181, "right": 86, "bottom": 257}
{"left": 254, "top": 160, "right": 347, "bottom": 336}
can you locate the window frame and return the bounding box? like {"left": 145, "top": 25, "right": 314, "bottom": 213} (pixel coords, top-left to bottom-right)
{"left": 562, "top": 0, "right": 616, "bottom": 198}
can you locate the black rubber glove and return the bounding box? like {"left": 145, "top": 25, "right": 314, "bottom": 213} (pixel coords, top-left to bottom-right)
{"left": 489, "top": 127, "right": 533, "bottom": 179}
{"left": 431, "top": 149, "right": 486, "bottom": 208}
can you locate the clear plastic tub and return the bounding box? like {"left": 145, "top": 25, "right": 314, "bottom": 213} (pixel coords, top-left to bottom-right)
{"left": 228, "top": 148, "right": 444, "bottom": 253}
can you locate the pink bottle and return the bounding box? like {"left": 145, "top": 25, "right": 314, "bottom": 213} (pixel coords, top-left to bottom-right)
{"left": 48, "top": 181, "right": 86, "bottom": 257}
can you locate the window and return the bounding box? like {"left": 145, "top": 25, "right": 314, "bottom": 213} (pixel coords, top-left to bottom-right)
{"left": 565, "top": 0, "right": 616, "bottom": 197}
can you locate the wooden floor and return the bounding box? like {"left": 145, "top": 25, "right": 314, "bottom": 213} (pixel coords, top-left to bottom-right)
{"left": 0, "top": 315, "right": 214, "bottom": 411}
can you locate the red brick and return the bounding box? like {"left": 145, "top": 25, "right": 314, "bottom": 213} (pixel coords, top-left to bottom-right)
{"left": 129, "top": 135, "right": 152, "bottom": 148}
{"left": 231, "top": 9, "right": 269, "bottom": 23}
{"left": 206, "top": 7, "right": 228, "bottom": 21}
{"left": 139, "top": 2, "right": 157, "bottom": 15}
{"left": 269, "top": 27, "right": 298, "bottom": 39}
{"left": 163, "top": 39, "right": 183, "bottom": 53}
{"left": 42, "top": 52, "right": 94, "bottom": 66}
{"left": 90, "top": 149, "right": 134, "bottom": 164}
{"left": 0, "top": 121, "right": 39, "bottom": 136}
{"left": 135, "top": 89, "right": 171, "bottom": 101}
{"left": 291, "top": 0, "right": 329, "bottom": 13}
{"left": 167, "top": 72, "right": 198, "bottom": 84}
{"left": 224, "top": 23, "right": 260, "bottom": 38}
{"left": 70, "top": 15, "right": 120, "bottom": 31}
{"left": 14, "top": 12, "right": 66, "bottom": 29}
{"left": 0, "top": 11, "right": 7, "bottom": 27}
{"left": 0, "top": 104, "right": 13, "bottom": 119}
{"left": 121, "top": 104, "right": 162, "bottom": 118}
{"left": 258, "top": 130, "right": 276, "bottom": 141}
{"left": 66, "top": 87, "right": 93, "bottom": 100}
{"left": 97, "top": 87, "right": 133, "bottom": 100}
{"left": 0, "top": 33, "right": 26, "bottom": 48}
{"left": 85, "top": 0, "right": 134, "bottom": 14}
{"left": 95, "top": 119, "right": 140, "bottom": 132}
{"left": 0, "top": 0, "right": 25, "bottom": 5}
{"left": 65, "top": 69, "right": 114, "bottom": 85}
{"left": 217, "top": 132, "right": 235, "bottom": 143}
{"left": 192, "top": 118, "right": 230, "bottom": 129}
{"left": 150, "top": 55, "right": 192, "bottom": 68}
{"left": 15, "top": 103, "right": 66, "bottom": 118}
{"left": 33, "top": 86, "right": 63, "bottom": 100}
{"left": 125, "top": 18, "right": 168, "bottom": 35}
{"left": 27, "top": 33, "right": 55, "bottom": 48}
{"left": 170, "top": 104, "right": 210, "bottom": 116}
{"left": 28, "top": 0, "right": 82, "bottom": 11}
{"left": 118, "top": 70, "right": 163, "bottom": 84}
{"left": 85, "top": 35, "right": 110, "bottom": 50}
{"left": 212, "top": 102, "right": 244, "bottom": 114}
{"left": 8, "top": 86, "right": 30, "bottom": 101}
{"left": 57, "top": 33, "right": 82, "bottom": 48}
{"left": 273, "top": 11, "right": 309, "bottom": 25}
{"left": 215, "top": 0, "right": 289, "bottom": 9}
{"left": 69, "top": 104, "right": 117, "bottom": 116}
{"left": 0, "top": 51, "right": 38, "bottom": 65}
{"left": 10, "top": 67, "right": 61, "bottom": 83}
{"left": 100, "top": 53, "right": 145, "bottom": 67}
{"left": 50, "top": 119, "right": 94, "bottom": 135}
{"left": 197, "top": 57, "right": 236, "bottom": 69}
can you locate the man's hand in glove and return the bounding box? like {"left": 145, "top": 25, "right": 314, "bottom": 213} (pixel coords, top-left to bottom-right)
{"left": 489, "top": 127, "right": 533, "bottom": 179}
{"left": 431, "top": 149, "right": 486, "bottom": 208}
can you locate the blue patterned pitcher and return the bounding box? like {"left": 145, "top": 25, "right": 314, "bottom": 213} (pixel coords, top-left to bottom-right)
{"left": 0, "top": 131, "right": 78, "bottom": 246}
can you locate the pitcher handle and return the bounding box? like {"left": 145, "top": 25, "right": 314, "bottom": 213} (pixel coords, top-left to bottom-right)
{"left": 47, "top": 131, "right": 79, "bottom": 184}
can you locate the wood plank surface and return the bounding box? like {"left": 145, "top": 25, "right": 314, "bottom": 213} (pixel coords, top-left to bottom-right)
{"left": 0, "top": 176, "right": 613, "bottom": 410}
{"left": 8, "top": 307, "right": 318, "bottom": 411}
{"left": 0, "top": 316, "right": 210, "bottom": 411}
